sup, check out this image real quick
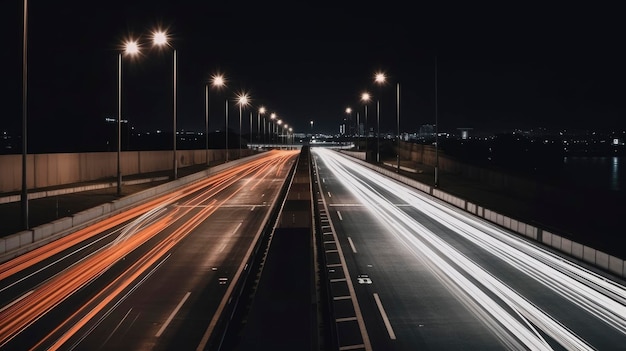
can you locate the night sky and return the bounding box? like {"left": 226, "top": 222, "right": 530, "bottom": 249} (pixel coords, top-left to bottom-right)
{"left": 2, "top": 1, "right": 625, "bottom": 151}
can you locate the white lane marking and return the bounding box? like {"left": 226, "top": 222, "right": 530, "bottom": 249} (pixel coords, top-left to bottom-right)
{"left": 336, "top": 317, "right": 358, "bottom": 322}
{"left": 333, "top": 296, "right": 352, "bottom": 301}
{"left": 328, "top": 191, "right": 332, "bottom": 198}
{"left": 339, "top": 344, "right": 366, "bottom": 350}
{"left": 232, "top": 222, "right": 242, "bottom": 235}
{"left": 103, "top": 308, "right": 132, "bottom": 346}
{"left": 373, "top": 293, "right": 396, "bottom": 340}
{"left": 250, "top": 206, "right": 256, "bottom": 211}
{"left": 337, "top": 210, "right": 343, "bottom": 221}
{"left": 155, "top": 292, "right": 191, "bottom": 337}
{"left": 347, "top": 237, "right": 357, "bottom": 253}
{"left": 218, "top": 243, "right": 228, "bottom": 253}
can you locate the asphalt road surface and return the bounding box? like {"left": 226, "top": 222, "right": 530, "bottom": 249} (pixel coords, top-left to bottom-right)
{"left": 0, "top": 150, "right": 298, "bottom": 350}
{"left": 312, "top": 147, "right": 626, "bottom": 351}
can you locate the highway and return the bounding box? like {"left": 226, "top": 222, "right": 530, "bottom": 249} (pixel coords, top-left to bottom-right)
{"left": 0, "top": 149, "right": 299, "bottom": 351}
{"left": 312, "top": 147, "right": 626, "bottom": 351}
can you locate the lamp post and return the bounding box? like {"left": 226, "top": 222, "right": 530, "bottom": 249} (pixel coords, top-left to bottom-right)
{"left": 361, "top": 92, "right": 371, "bottom": 160}
{"left": 236, "top": 92, "right": 250, "bottom": 158}
{"left": 374, "top": 72, "right": 387, "bottom": 163}
{"left": 396, "top": 82, "right": 401, "bottom": 172}
{"left": 277, "top": 119, "right": 283, "bottom": 145}
{"left": 206, "top": 73, "right": 226, "bottom": 166}
{"left": 374, "top": 72, "right": 401, "bottom": 171}
{"left": 435, "top": 56, "right": 439, "bottom": 188}
{"left": 117, "top": 40, "right": 140, "bottom": 196}
{"left": 151, "top": 30, "right": 177, "bottom": 180}
{"left": 270, "top": 113, "right": 277, "bottom": 144}
{"left": 225, "top": 99, "right": 229, "bottom": 162}
{"left": 345, "top": 107, "right": 352, "bottom": 147}
{"left": 284, "top": 123, "right": 288, "bottom": 147}
{"left": 356, "top": 111, "right": 360, "bottom": 151}
{"left": 258, "top": 106, "right": 266, "bottom": 143}
{"left": 21, "top": 0, "right": 28, "bottom": 229}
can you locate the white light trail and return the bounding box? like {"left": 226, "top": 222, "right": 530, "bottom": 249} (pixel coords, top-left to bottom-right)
{"left": 314, "top": 148, "right": 626, "bottom": 350}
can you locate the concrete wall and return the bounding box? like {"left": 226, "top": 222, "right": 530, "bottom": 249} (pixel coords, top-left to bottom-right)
{"left": 0, "top": 149, "right": 251, "bottom": 193}
{"left": 0, "top": 152, "right": 266, "bottom": 262}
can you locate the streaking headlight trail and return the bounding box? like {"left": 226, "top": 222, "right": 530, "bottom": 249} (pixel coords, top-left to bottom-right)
{"left": 314, "top": 148, "right": 626, "bottom": 351}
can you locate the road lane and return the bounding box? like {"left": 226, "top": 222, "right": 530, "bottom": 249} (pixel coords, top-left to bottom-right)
{"left": 0, "top": 150, "right": 298, "bottom": 350}
{"left": 313, "top": 147, "right": 626, "bottom": 350}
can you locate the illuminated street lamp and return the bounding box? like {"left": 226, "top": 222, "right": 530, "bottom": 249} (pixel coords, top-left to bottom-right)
{"left": 206, "top": 73, "right": 226, "bottom": 166}
{"left": 258, "top": 106, "right": 266, "bottom": 143}
{"left": 361, "top": 92, "right": 371, "bottom": 160}
{"left": 284, "top": 123, "right": 289, "bottom": 146}
{"left": 236, "top": 92, "right": 250, "bottom": 157}
{"left": 116, "top": 39, "right": 140, "bottom": 196}
{"left": 151, "top": 29, "right": 178, "bottom": 179}
{"left": 277, "top": 119, "right": 283, "bottom": 145}
{"left": 270, "top": 113, "right": 277, "bottom": 143}
{"left": 21, "top": 0, "right": 28, "bottom": 229}
{"left": 374, "top": 72, "right": 386, "bottom": 163}
{"left": 345, "top": 107, "right": 352, "bottom": 146}
{"left": 374, "top": 71, "right": 401, "bottom": 170}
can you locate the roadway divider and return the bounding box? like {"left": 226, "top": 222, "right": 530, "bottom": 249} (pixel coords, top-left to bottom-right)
{"left": 339, "top": 150, "right": 626, "bottom": 279}
{"left": 210, "top": 147, "right": 319, "bottom": 350}
{"left": 0, "top": 153, "right": 270, "bottom": 263}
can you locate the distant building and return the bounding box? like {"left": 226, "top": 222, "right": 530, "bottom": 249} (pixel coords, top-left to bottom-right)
{"left": 457, "top": 128, "right": 473, "bottom": 140}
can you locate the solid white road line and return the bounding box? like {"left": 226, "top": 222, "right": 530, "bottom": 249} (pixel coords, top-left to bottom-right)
{"left": 337, "top": 210, "right": 343, "bottom": 220}
{"left": 347, "top": 237, "right": 357, "bottom": 253}
{"left": 155, "top": 292, "right": 191, "bottom": 337}
{"left": 373, "top": 293, "right": 396, "bottom": 340}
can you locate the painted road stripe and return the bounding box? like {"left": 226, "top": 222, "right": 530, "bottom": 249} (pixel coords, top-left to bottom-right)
{"left": 156, "top": 292, "right": 191, "bottom": 337}
{"left": 339, "top": 344, "right": 366, "bottom": 350}
{"left": 336, "top": 316, "right": 358, "bottom": 322}
{"left": 347, "top": 237, "right": 357, "bottom": 253}
{"left": 337, "top": 210, "right": 343, "bottom": 220}
{"left": 330, "top": 278, "right": 347, "bottom": 282}
{"left": 333, "top": 295, "right": 352, "bottom": 300}
{"left": 373, "top": 293, "right": 396, "bottom": 340}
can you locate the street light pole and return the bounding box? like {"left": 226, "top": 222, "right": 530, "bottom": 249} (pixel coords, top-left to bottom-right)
{"left": 205, "top": 83, "right": 209, "bottom": 166}
{"left": 173, "top": 48, "right": 177, "bottom": 179}
{"left": 361, "top": 92, "right": 370, "bottom": 161}
{"left": 21, "top": 0, "right": 28, "bottom": 229}
{"left": 117, "top": 53, "right": 122, "bottom": 195}
{"left": 225, "top": 99, "right": 229, "bottom": 162}
{"left": 356, "top": 111, "right": 360, "bottom": 151}
{"left": 434, "top": 55, "right": 439, "bottom": 188}
{"left": 396, "top": 83, "right": 401, "bottom": 172}
{"left": 208, "top": 73, "right": 226, "bottom": 165}
{"left": 376, "top": 99, "right": 380, "bottom": 163}
{"left": 115, "top": 40, "right": 139, "bottom": 196}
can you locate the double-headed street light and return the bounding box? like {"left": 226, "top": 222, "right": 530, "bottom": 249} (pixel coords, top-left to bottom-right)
{"left": 151, "top": 30, "right": 178, "bottom": 179}
{"left": 116, "top": 39, "right": 140, "bottom": 196}
{"left": 206, "top": 73, "right": 226, "bottom": 166}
